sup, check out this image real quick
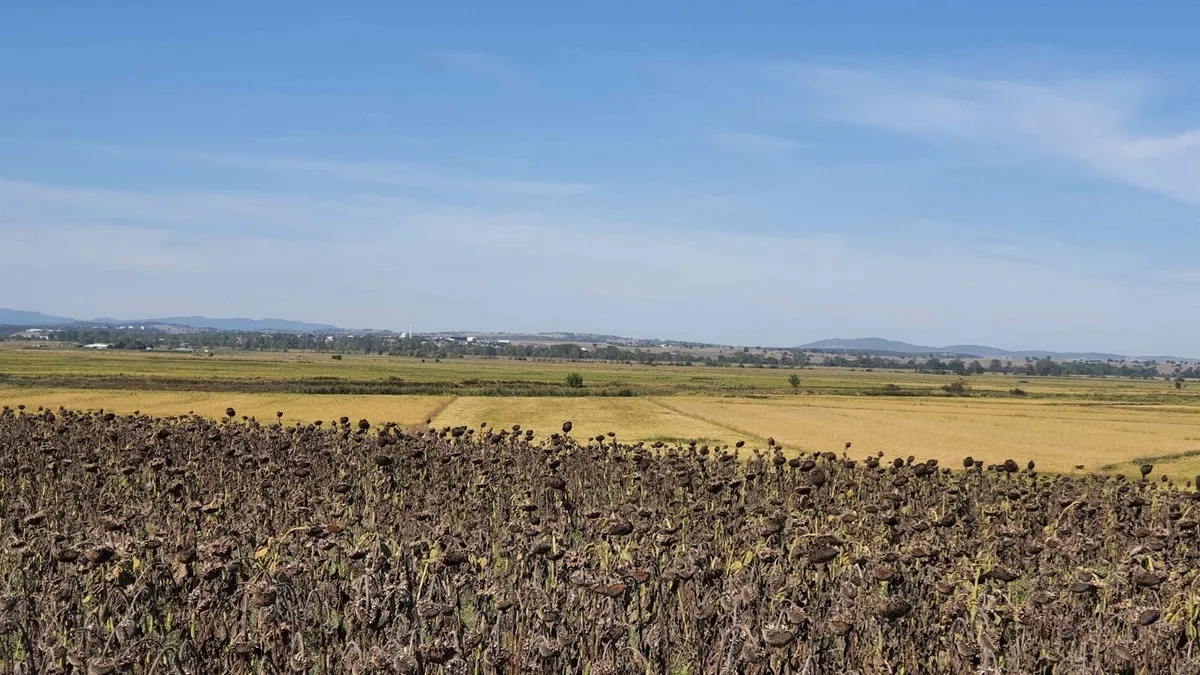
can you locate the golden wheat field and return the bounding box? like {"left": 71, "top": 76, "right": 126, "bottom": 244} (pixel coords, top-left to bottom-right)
{"left": 433, "top": 396, "right": 1200, "bottom": 480}
{"left": 0, "top": 387, "right": 451, "bottom": 428}
{"left": 655, "top": 397, "right": 1200, "bottom": 479}
{"left": 431, "top": 396, "right": 747, "bottom": 446}
{"left": 7, "top": 384, "right": 1200, "bottom": 480}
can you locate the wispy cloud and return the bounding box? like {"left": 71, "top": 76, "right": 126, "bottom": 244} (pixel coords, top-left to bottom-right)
{"left": 102, "top": 147, "right": 599, "bottom": 198}
{"left": 3, "top": 176, "right": 1198, "bottom": 354}
{"left": 211, "top": 153, "right": 598, "bottom": 196}
{"left": 354, "top": 110, "right": 392, "bottom": 124}
{"left": 420, "top": 50, "right": 520, "bottom": 80}
{"left": 774, "top": 65, "right": 1200, "bottom": 205}
{"left": 1148, "top": 268, "right": 1200, "bottom": 285}
{"left": 710, "top": 131, "right": 801, "bottom": 157}
{"left": 0, "top": 178, "right": 399, "bottom": 235}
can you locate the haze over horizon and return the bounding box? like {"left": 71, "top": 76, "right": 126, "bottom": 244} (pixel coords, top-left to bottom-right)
{"left": 4, "top": 307, "right": 1197, "bottom": 360}
{"left": 4, "top": 2, "right": 1200, "bottom": 356}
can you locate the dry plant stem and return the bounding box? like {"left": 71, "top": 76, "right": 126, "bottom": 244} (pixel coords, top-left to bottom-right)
{"left": 1, "top": 405, "right": 1199, "bottom": 672}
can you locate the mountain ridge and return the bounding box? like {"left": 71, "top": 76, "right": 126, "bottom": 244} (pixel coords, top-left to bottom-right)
{"left": 2, "top": 308, "right": 1192, "bottom": 359}
{"left": 798, "top": 337, "right": 1178, "bottom": 361}
{"left": 105, "top": 316, "right": 339, "bottom": 332}
{"left": 0, "top": 309, "right": 77, "bottom": 326}
{"left": 0, "top": 308, "right": 337, "bottom": 333}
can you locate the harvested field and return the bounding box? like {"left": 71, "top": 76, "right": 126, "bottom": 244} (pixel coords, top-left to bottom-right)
{"left": 0, "top": 387, "right": 449, "bottom": 427}
{"left": 660, "top": 396, "right": 1200, "bottom": 480}
{"left": 431, "top": 396, "right": 752, "bottom": 446}
{"left": 6, "top": 384, "right": 1200, "bottom": 480}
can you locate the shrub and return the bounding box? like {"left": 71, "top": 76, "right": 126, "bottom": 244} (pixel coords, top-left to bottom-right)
{"left": 788, "top": 373, "right": 801, "bottom": 390}
{"left": 331, "top": 354, "right": 343, "bottom": 360}
{"left": 1010, "top": 387, "right": 1027, "bottom": 396}
{"left": 942, "top": 379, "right": 970, "bottom": 396}
{"left": 565, "top": 372, "right": 584, "bottom": 388}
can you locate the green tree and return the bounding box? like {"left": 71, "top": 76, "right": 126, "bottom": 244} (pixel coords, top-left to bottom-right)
{"left": 565, "top": 372, "right": 584, "bottom": 388}
{"left": 788, "top": 373, "right": 801, "bottom": 390}
{"left": 1034, "top": 358, "right": 1061, "bottom": 376}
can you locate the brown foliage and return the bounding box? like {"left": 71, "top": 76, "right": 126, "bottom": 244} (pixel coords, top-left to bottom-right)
{"left": 0, "top": 404, "right": 1197, "bottom": 673}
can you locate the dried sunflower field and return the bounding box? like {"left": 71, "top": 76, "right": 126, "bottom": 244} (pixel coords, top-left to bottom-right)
{"left": 3, "top": 404, "right": 1200, "bottom": 674}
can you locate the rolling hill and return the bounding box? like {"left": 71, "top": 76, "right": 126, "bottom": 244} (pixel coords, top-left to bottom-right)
{"left": 1, "top": 309, "right": 338, "bottom": 333}
{"left": 799, "top": 337, "right": 1131, "bottom": 361}
{"left": 0, "top": 309, "right": 77, "bottom": 326}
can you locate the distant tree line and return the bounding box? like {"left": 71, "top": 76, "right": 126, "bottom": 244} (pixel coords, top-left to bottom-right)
{"left": 820, "top": 354, "right": 1165, "bottom": 378}
{"left": 3, "top": 328, "right": 1183, "bottom": 379}
{"left": 4, "top": 329, "right": 822, "bottom": 366}
{"left": 3, "top": 328, "right": 337, "bottom": 352}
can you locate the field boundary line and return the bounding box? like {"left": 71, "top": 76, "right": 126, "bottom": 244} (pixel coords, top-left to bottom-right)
{"left": 1100, "top": 447, "right": 1200, "bottom": 470}
{"left": 416, "top": 396, "right": 459, "bottom": 429}
{"left": 645, "top": 397, "right": 769, "bottom": 444}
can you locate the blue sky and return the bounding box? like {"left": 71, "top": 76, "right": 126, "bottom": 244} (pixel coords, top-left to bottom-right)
{"left": 3, "top": 2, "right": 1200, "bottom": 354}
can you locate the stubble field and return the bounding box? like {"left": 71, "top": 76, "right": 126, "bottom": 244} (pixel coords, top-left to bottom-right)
{"left": 3, "top": 346, "right": 1200, "bottom": 480}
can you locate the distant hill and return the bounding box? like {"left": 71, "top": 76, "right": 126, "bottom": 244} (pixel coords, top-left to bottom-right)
{"left": 0, "top": 308, "right": 76, "bottom": 326}
{"left": 802, "top": 337, "right": 933, "bottom": 354}
{"left": 1, "top": 307, "right": 1192, "bottom": 358}
{"left": 114, "top": 316, "right": 340, "bottom": 332}
{"left": 799, "top": 337, "right": 1132, "bottom": 361}
{"left": 1, "top": 308, "right": 338, "bottom": 333}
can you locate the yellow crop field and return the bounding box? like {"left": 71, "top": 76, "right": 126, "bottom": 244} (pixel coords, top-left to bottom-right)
{"left": 659, "top": 396, "right": 1200, "bottom": 480}
{"left": 430, "top": 396, "right": 747, "bottom": 446}
{"left": 0, "top": 387, "right": 450, "bottom": 427}
{"left": 5, "top": 342, "right": 1200, "bottom": 481}
{"left": 3, "top": 345, "right": 1195, "bottom": 400}
{"left": 6, "top": 386, "right": 1200, "bottom": 479}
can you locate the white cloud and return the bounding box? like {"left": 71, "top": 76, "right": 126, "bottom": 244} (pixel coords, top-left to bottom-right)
{"left": 710, "top": 131, "right": 801, "bottom": 156}
{"left": 2, "top": 177, "right": 1198, "bottom": 355}
{"left": 776, "top": 65, "right": 1200, "bottom": 205}
{"left": 1148, "top": 269, "right": 1200, "bottom": 284}
{"left": 100, "top": 148, "right": 599, "bottom": 198}
{"left": 0, "top": 178, "right": 398, "bottom": 235}
{"left": 419, "top": 50, "right": 520, "bottom": 80}
{"left": 220, "top": 154, "right": 598, "bottom": 196}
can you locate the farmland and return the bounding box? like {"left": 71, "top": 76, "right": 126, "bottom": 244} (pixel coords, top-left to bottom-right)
{"left": 3, "top": 405, "right": 1200, "bottom": 672}
{"left": 0, "top": 345, "right": 1192, "bottom": 398}
{"left": 6, "top": 346, "right": 1200, "bottom": 672}
{"left": 2, "top": 345, "right": 1200, "bottom": 480}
